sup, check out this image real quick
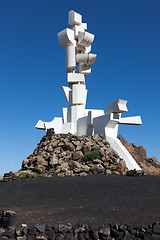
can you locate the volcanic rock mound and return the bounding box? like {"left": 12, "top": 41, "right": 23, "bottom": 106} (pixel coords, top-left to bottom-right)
{"left": 18, "top": 131, "right": 128, "bottom": 178}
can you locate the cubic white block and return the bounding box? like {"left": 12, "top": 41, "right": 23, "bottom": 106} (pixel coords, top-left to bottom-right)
{"left": 106, "top": 99, "right": 128, "bottom": 114}
{"left": 58, "top": 28, "right": 75, "bottom": 48}
{"left": 88, "top": 53, "right": 97, "bottom": 65}
{"left": 76, "top": 53, "right": 88, "bottom": 64}
{"left": 68, "top": 10, "right": 82, "bottom": 26}
{"left": 67, "top": 73, "right": 85, "bottom": 84}
{"left": 80, "top": 23, "right": 87, "bottom": 30}
{"left": 78, "top": 31, "right": 95, "bottom": 47}
{"left": 79, "top": 64, "right": 91, "bottom": 76}
{"left": 72, "top": 84, "right": 87, "bottom": 105}
{"left": 71, "top": 25, "right": 85, "bottom": 38}
{"left": 76, "top": 53, "right": 96, "bottom": 66}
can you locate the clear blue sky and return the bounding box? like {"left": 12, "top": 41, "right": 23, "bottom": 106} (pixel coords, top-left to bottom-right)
{"left": 0, "top": 0, "right": 160, "bottom": 176}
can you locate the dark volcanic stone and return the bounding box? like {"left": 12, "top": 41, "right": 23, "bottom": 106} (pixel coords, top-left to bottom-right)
{"left": 46, "top": 128, "right": 55, "bottom": 136}
{"left": 45, "top": 226, "right": 56, "bottom": 240}
{"left": 4, "top": 226, "right": 16, "bottom": 238}
{"left": 28, "top": 226, "right": 36, "bottom": 235}
{"left": 34, "top": 224, "right": 46, "bottom": 233}
{"left": 123, "top": 230, "right": 134, "bottom": 240}
{"left": 126, "top": 169, "right": 144, "bottom": 177}
{"left": 3, "top": 211, "right": 16, "bottom": 228}
{"left": 152, "top": 222, "right": 160, "bottom": 235}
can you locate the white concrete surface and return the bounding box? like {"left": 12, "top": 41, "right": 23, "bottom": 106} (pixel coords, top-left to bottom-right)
{"left": 67, "top": 73, "right": 85, "bottom": 85}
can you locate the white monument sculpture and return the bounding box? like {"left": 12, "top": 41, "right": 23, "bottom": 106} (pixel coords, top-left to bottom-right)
{"left": 35, "top": 10, "right": 142, "bottom": 171}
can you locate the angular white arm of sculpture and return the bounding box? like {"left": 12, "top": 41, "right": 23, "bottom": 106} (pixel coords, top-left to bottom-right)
{"left": 93, "top": 99, "right": 142, "bottom": 170}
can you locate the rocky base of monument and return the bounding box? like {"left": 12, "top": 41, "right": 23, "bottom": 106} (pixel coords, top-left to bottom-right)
{"left": 2, "top": 130, "right": 160, "bottom": 182}
{"left": 1, "top": 210, "right": 160, "bottom": 240}
{"left": 3, "top": 130, "right": 130, "bottom": 181}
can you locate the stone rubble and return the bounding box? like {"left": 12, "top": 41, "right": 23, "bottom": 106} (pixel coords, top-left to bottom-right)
{"left": 4, "top": 129, "right": 160, "bottom": 182}
{"left": 1, "top": 210, "right": 160, "bottom": 239}
{"left": 4, "top": 130, "right": 130, "bottom": 181}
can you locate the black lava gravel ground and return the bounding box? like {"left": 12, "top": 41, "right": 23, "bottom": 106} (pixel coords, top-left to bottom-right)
{"left": 0, "top": 175, "right": 160, "bottom": 226}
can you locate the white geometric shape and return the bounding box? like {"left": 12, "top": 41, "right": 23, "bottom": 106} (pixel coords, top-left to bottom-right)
{"left": 72, "top": 84, "right": 87, "bottom": 105}
{"left": 76, "top": 53, "right": 96, "bottom": 67}
{"left": 62, "top": 86, "right": 72, "bottom": 105}
{"left": 77, "top": 116, "right": 88, "bottom": 136}
{"left": 70, "top": 105, "right": 85, "bottom": 133}
{"left": 106, "top": 136, "right": 142, "bottom": 170}
{"left": 76, "top": 43, "right": 91, "bottom": 54}
{"left": 77, "top": 109, "right": 105, "bottom": 136}
{"left": 78, "top": 31, "right": 95, "bottom": 47}
{"left": 35, "top": 120, "right": 45, "bottom": 130}
{"left": 58, "top": 28, "right": 75, "bottom": 49}
{"left": 75, "top": 42, "right": 86, "bottom": 53}
{"left": 68, "top": 10, "right": 82, "bottom": 26}
{"left": 67, "top": 73, "right": 85, "bottom": 84}
{"left": 80, "top": 23, "right": 87, "bottom": 30}
{"left": 93, "top": 114, "right": 110, "bottom": 139}
{"left": 106, "top": 99, "right": 128, "bottom": 115}
{"left": 88, "top": 53, "right": 97, "bottom": 65}
{"left": 35, "top": 117, "right": 63, "bottom": 133}
{"left": 79, "top": 64, "right": 91, "bottom": 76}
{"left": 71, "top": 25, "right": 85, "bottom": 38}
{"left": 44, "top": 117, "right": 63, "bottom": 133}
{"left": 86, "top": 109, "right": 105, "bottom": 125}
{"left": 106, "top": 113, "right": 119, "bottom": 128}
{"left": 62, "top": 108, "right": 71, "bottom": 123}
{"left": 105, "top": 124, "right": 119, "bottom": 138}
{"left": 76, "top": 53, "right": 88, "bottom": 64}
{"left": 85, "top": 45, "right": 91, "bottom": 53}
{"left": 62, "top": 108, "right": 68, "bottom": 124}
{"left": 61, "top": 122, "right": 73, "bottom": 134}
{"left": 119, "top": 116, "right": 142, "bottom": 125}
{"left": 71, "top": 105, "right": 85, "bottom": 122}
{"left": 65, "top": 45, "right": 76, "bottom": 72}
{"left": 93, "top": 114, "right": 119, "bottom": 138}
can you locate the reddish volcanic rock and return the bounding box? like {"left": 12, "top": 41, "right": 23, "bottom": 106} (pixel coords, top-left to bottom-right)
{"left": 118, "top": 135, "right": 160, "bottom": 175}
